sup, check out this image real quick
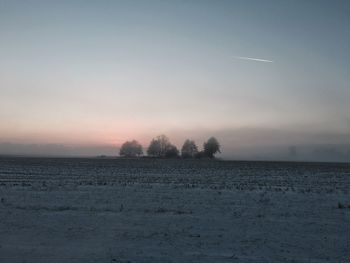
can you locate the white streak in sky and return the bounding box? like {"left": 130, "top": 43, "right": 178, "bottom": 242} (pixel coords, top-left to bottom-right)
{"left": 233, "top": 56, "right": 274, "bottom": 63}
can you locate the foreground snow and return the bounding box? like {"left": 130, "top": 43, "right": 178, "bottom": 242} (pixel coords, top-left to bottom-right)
{"left": 0, "top": 158, "right": 349, "bottom": 262}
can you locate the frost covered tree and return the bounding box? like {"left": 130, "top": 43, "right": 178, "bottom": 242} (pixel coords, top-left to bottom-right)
{"left": 119, "top": 140, "right": 143, "bottom": 157}
{"left": 203, "top": 137, "right": 220, "bottom": 158}
{"left": 181, "top": 139, "right": 198, "bottom": 158}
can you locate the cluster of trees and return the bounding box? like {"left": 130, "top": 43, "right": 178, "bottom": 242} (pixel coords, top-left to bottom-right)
{"left": 119, "top": 135, "right": 220, "bottom": 159}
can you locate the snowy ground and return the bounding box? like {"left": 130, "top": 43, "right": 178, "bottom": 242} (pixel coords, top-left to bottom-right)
{"left": 0, "top": 157, "right": 349, "bottom": 262}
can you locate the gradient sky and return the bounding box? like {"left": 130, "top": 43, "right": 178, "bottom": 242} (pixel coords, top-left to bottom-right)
{"left": 1, "top": 0, "right": 350, "bottom": 160}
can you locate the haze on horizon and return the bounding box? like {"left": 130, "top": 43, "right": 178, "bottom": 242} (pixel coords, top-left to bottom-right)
{"left": 1, "top": 0, "right": 350, "bottom": 162}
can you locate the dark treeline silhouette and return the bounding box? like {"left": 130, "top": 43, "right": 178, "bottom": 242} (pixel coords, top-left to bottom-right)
{"left": 119, "top": 140, "right": 143, "bottom": 157}
{"left": 119, "top": 135, "right": 220, "bottom": 159}
{"left": 147, "top": 135, "right": 178, "bottom": 158}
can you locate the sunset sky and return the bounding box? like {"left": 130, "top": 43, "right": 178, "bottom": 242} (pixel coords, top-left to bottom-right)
{"left": 1, "top": 0, "right": 350, "bottom": 161}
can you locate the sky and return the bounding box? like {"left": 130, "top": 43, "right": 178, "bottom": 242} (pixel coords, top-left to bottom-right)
{"left": 1, "top": 0, "right": 350, "bottom": 161}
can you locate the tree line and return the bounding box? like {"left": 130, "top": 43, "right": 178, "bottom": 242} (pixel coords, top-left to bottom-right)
{"left": 119, "top": 135, "right": 220, "bottom": 159}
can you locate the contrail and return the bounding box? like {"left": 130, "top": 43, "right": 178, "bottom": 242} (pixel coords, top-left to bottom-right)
{"left": 233, "top": 56, "right": 274, "bottom": 63}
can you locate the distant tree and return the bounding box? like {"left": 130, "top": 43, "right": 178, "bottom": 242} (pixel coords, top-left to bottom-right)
{"left": 119, "top": 140, "right": 143, "bottom": 157}
{"left": 203, "top": 137, "right": 220, "bottom": 158}
{"left": 147, "top": 138, "right": 162, "bottom": 157}
{"left": 147, "top": 135, "right": 172, "bottom": 157}
{"left": 181, "top": 139, "right": 198, "bottom": 158}
{"left": 165, "top": 144, "right": 179, "bottom": 158}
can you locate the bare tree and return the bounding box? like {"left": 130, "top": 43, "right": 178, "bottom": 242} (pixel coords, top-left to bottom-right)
{"left": 147, "top": 135, "right": 178, "bottom": 158}
{"left": 119, "top": 140, "right": 143, "bottom": 157}
{"left": 203, "top": 137, "right": 220, "bottom": 158}
{"left": 181, "top": 139, "right": 198, "bottom": 158}
{"left": 147, "top": 135, "right": 168, "bottom": 157}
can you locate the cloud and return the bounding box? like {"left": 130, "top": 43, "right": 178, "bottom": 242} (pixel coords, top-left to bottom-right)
{"left": 233, "top": 56, "right": 274, "bottom": 63}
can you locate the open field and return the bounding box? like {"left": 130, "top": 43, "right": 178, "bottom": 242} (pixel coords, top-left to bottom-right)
{"left": 0, "top": 157, "right": 349, "bottom": 262}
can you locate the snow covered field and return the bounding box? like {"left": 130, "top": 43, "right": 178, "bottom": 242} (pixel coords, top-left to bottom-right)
{"left": 0, "top": 157, "right": 349, "bottom": 262}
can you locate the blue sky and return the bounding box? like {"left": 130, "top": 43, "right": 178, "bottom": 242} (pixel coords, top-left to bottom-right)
{"left": 0, "top": 0, "right": 350, "bottom": 160}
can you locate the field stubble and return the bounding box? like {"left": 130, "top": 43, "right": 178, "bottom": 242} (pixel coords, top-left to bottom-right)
{"left": 0, "top": 157, "right": 349, "bottom": 262}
